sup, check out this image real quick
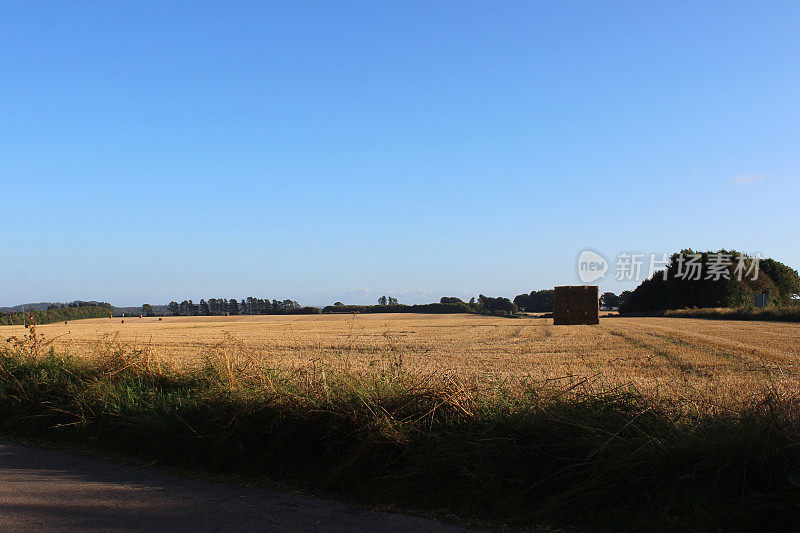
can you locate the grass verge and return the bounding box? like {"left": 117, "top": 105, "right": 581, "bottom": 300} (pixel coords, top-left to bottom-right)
{"left": 0, "top": 340, "right": 798, "bottom": 531}
{"left": 661, "top": 307, "right": 800, "bottom": 322}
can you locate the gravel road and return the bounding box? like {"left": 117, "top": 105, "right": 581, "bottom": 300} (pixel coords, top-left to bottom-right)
{"left": 0, "top": 441, "right": 472, "bottom": 532}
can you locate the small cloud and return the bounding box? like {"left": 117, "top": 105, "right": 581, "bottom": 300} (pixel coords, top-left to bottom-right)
{"left": 732, "top": 174, "right": 765, "bottom": 185}
{"left": 346, "top": 288, "right": 372, "bottom": 296}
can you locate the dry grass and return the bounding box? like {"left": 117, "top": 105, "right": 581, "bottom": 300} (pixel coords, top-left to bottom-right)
{"left": 5, "top": 312, "right": 798, "bottom": 412}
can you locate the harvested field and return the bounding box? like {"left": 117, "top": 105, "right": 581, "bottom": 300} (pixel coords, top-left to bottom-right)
{"left": 6, "top": 313, "right": 798, "bottom": 408}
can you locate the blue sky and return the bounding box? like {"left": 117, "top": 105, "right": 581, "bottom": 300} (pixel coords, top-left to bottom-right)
{"left": 1, "top": 1, "right": 798, "bottom": 306}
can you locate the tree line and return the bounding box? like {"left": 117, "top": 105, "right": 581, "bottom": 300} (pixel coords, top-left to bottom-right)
{"left": 164, "top": 297, "right": 320, "bottom": 316}
{"left": 0, "top": 302, "right": 112, "bottom": 326}
{"left": 513, "top": 289, "right": 628, "bottom": 312}
{"left": 323, "top": 295, "right": 519, "bottom": 316}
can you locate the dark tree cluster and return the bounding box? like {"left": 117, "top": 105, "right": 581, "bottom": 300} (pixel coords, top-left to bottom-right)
{"left": 322, "top": 302, "right": 474, "bottom": 314}
{"left": 167, "top": 297, "right": 316, "bottom": 316}
{"left": 599, "top": 292, "right": 627, "bottom": 309}
{"left": 513, "top": 290, "right": 555, "bottom": 312}
{"left": 476, "top": 295, "right": 517, "bottom": 316}
{"left": 324, "top": 295, "right": 520, "bottom": 316}
{"left": 0, "top": 304, "right": 112, "bottom": 326}
{"left": 620, "top": 250, "right": 800, "bottom": 313}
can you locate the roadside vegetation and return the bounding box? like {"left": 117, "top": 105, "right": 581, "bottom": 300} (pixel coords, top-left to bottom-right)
{"left": 1, "top": 325, "right": 798, "bottom": 531}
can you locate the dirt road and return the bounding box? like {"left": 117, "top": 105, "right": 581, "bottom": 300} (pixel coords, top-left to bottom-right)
{"left": 0, "top": 441, "right": 470, "bottom": 532}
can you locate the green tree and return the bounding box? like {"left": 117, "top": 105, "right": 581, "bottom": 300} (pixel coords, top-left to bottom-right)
{"left": 618, "top": 291, "right": 633, "bottom": 308}
{"left": 600, "top": 292, "right": 620, "bottom": 309}
{"left": 142, "top": 304, "right": 155, "bottom": 317}
{"left": 168, "top": 301, "right": 180, "bottom": 316}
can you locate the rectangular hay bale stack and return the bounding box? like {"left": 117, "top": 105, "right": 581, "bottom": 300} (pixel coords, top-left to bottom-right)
{"left": 553, "top": 285, "right": 599, "bottom": 325}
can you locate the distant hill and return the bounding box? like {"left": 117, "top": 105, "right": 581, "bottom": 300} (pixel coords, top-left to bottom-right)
{"left": 0, "top": 302, "right": 62, "bottom": 313}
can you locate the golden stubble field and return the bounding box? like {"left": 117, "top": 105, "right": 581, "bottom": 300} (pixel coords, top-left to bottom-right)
{"left": 4, "top": 313, "right": 799, "bottom": 406}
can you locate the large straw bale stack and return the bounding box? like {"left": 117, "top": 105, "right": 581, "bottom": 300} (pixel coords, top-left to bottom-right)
{"left": 554, "top": 285, "right": 599, "bottom": 325}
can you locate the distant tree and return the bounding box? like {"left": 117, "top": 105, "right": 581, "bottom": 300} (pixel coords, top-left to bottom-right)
{"left": 513, "top": 290, "right": 554, "bottom": 312}
{"left": 180, "top": 300, "right": 197, "bottom": 316}
{"left": 478, "top": 294, "right": 518, "bottom": 315}
{"left": 440, "top": 297, "right": 464, "bottom": 304}
{"left": 760, "top": 258, "right": 800, "bottom": 303}
{"left": 388, "top": 296, "right": 398, "bottom": 305}
{"left": 600, "top": 292, "right": 620, "bottom": 309}
{"left": 168, "top": 301, "right": 180, "bottom": 316}
{"left": 142, "top": 304, "right": 155, "bottom": 317}
{"left": 333, "top": 301, "right": 344, "bottom": 307}
{"left": 199, "top": 299, "right": 210, "bottom": 316}
{"left": 229, "top": 299, "right": 240, "bottom": 315}
{"left": 378, "top": 296, "right": 388, "bottom": 306}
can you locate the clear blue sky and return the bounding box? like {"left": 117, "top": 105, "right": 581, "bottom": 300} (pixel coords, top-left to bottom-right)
{"left": 1, "top": 1, "right": 798, "bottom": 306}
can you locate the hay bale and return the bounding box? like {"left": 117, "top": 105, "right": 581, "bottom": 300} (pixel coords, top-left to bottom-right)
{"left": 158, "top": 317, "right": 163, "bottom": 321}
{"left": 554, "top": 285, "right": 599, "bottom": 325}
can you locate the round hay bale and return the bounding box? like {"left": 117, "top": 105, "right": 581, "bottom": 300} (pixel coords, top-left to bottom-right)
{"left": 121, "top": 320, "right": 124, "bottom": 324}
{"left": 158, "top": 317, "right": 163, "bottom": 321}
